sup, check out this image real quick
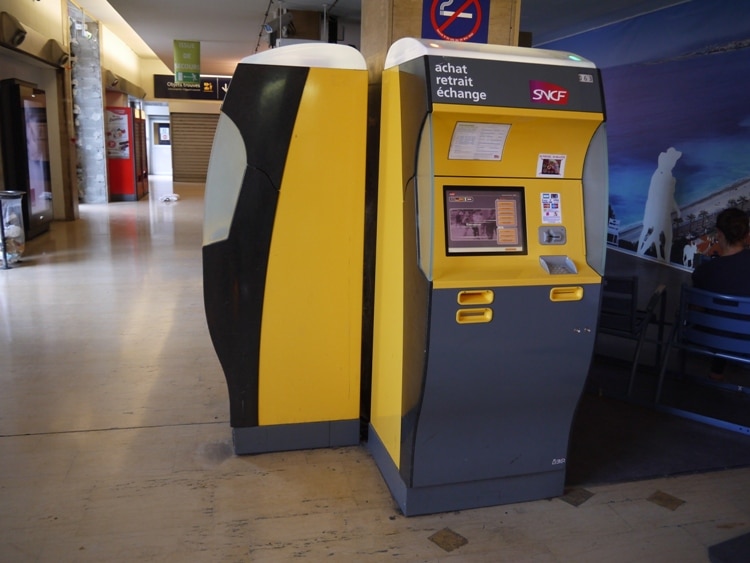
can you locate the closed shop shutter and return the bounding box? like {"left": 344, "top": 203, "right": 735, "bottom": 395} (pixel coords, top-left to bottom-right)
{"left": 170, "top": 112, "right": 219, "bottom": 182}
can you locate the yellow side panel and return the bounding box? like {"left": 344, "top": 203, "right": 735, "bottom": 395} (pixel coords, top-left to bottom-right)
{"left": 370, "top": 68, "right": 406, "bottom": 466}
{"left": 259, "top": 67, "right": 367, "bottom": 425}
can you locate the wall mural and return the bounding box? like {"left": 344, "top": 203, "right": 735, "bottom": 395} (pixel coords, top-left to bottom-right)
{"left": 543, "top": 0, "right": 750, "bottom": 270}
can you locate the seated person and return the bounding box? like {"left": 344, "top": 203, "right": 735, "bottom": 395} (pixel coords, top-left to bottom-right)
{"left": 691, "top": 207, "right": 750, "bottom": 379}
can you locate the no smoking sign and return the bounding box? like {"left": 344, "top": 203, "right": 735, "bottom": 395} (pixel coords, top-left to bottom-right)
{"left": 422, "top": 0, "right": 490, "bottom": 43}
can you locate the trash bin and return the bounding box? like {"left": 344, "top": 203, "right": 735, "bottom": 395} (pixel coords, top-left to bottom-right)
{"left": 0, "top": 191, "right": 25, "bottom": 268}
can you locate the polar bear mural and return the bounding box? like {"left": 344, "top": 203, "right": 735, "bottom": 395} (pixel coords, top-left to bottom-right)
{"left": 637, "top": 147, "right": 682, "bottom": 261}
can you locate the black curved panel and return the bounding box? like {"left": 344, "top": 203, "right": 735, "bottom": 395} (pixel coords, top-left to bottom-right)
{"left": 203, "top": 168, "right": 278, "bottom": 427}
{"left": 222, "top": 64, "right": 309, "bottom": 188}
{"left": 203, "top": 63, "right": 309, "bottom": 428}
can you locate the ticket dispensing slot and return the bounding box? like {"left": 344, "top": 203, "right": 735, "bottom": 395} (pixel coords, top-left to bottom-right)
{"left": 549, "top": 286, "right": 584, "bottom": 302}
{"left": 457, "top": 289, "right": 494, "bottom": 305}
{"left": 456, "top": 308, "right": 493, "bottom": 324}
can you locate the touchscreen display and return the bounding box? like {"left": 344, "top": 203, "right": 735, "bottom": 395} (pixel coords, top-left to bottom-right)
{"left": 444, "top": 186, "right": 526, "bottom": 255}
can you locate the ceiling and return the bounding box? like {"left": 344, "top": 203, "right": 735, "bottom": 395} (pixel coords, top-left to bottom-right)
{"left": 73, "top": 0, "right": 687, "bottom": 77}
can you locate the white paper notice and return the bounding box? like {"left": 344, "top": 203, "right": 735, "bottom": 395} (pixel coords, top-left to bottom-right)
{"left": 448, "top": 122, "right": 511, "bottom": 161}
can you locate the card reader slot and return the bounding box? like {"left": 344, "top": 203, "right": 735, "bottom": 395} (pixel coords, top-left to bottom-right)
{"left": 457, "top": 289, "right": 494, "bottom": 305}
{"left": 455, "top": 308, "right": 493, "bottom": 324}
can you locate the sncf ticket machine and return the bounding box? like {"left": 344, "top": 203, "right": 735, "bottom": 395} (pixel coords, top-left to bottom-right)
{"left": 203, "top": 44, "right": 367, "bottom": 454}
{"left": 369, "top": 38, "right": 608, "bottom": 515}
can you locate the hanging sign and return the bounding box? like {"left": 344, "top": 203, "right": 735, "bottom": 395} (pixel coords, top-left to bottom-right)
{"left": 173, "top": 40, "right": 201, "bottom": 84}
{"left": 153, "top": 75, "right": 231, "bottom": 100}
{"left": 421, "top": 0, "right": 490, "bottom": 43}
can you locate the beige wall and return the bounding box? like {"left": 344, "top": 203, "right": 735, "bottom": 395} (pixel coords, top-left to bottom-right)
{"left": 99, "top": 26, "right": 144, "bottom": 87}
{"left": 139, "top": 58, "right": 172, "bottom": 100}
{"left": 1, "top": 0, "right": 67, "bottom": 47}
{"left": 3, "top": 1, "right": 522, "bottom": 103}
{"left": 1, "top": 0, "right": 158, "bottom": 97}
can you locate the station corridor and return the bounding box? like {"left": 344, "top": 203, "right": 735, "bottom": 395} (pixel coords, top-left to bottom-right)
{"left": 1, "top": 178, "right": 749, "bottom": 562}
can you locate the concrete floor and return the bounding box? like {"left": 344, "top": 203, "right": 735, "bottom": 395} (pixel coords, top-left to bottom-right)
{"left": 1, "top": 178, "right": 748, "bottom": 562}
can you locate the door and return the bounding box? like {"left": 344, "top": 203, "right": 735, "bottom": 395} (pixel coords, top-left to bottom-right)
{"left": 148, "top": 117, "right": 172, "bottom": 176}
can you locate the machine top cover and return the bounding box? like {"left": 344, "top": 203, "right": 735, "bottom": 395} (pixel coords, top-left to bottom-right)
{"left": 240, "top": 42, "right": 366, "bottom": 70}
{"left": 385, "top": 37, "right": 596, "bottom": 70}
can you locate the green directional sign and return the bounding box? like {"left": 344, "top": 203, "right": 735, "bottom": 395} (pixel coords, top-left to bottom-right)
{"left": 173, "top": 40, "right": 200, "bottom": 84}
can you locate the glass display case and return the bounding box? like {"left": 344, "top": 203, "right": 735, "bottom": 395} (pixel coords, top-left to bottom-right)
{"left": 0, "top": 78, "right": 53, "bottom": 239}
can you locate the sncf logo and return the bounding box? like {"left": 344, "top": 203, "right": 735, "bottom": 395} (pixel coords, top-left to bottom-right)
{"left": 529, "top": 80, "right": 569, "bottom": 105}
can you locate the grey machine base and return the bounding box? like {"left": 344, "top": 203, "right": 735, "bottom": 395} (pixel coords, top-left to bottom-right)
{"left": 232, "top": 419, "right": 360, "bottom": 455}
{"left": 709, "top": 532, "right": 750, "bottom": 563}
{"left": 368, "top": 425, "right": 565, "bottom": 516}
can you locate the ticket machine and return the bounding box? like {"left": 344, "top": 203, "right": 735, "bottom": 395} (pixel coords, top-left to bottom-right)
{"left": 369, "top": 38, "right": 608, "bottom": 515}
{"left": 203, "top": 44, "right": 367, "bottom": 454}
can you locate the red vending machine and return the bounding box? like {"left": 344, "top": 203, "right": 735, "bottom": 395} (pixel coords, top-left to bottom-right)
{"left": 106, "top": 106, "right": 148, "bottom": 201}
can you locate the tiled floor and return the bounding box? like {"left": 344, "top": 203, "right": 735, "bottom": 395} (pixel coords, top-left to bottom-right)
{"left": 1, "top": 178, "right": 748, "bottom": 562}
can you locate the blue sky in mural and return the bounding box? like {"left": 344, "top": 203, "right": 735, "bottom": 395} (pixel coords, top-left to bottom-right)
{"left": 541, "top": 0, "right": 750, "bottom": 68}
{"left": 545, "top": 0, "right": 750, "bottom": 230}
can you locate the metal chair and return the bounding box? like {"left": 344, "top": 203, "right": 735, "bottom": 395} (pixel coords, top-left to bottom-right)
{"left": 596, "top": 275, "right": 667, "bottom": 396}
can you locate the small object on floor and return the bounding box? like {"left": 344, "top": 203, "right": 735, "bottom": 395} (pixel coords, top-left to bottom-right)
{"left": 647, "top": 490, "right": 685, "bottom": 511}
{"left": 428, "top": 528, "right": 468, "bottom": 552}
{"left": 710, "top": 372, "right": 726, "bottom": 382}
{"left": 709, "top": 531, "right": 750, "bottom": 563}
{"left": 159, "top": 193, "right": 181, "bottom": 202}
{"left": 560, "top": 487, "right": 594, "bottom": 507}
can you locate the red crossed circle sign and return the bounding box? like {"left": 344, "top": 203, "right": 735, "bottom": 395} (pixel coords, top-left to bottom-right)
{"left": 430, "top": 0, "right": 483, "bottom": 42}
